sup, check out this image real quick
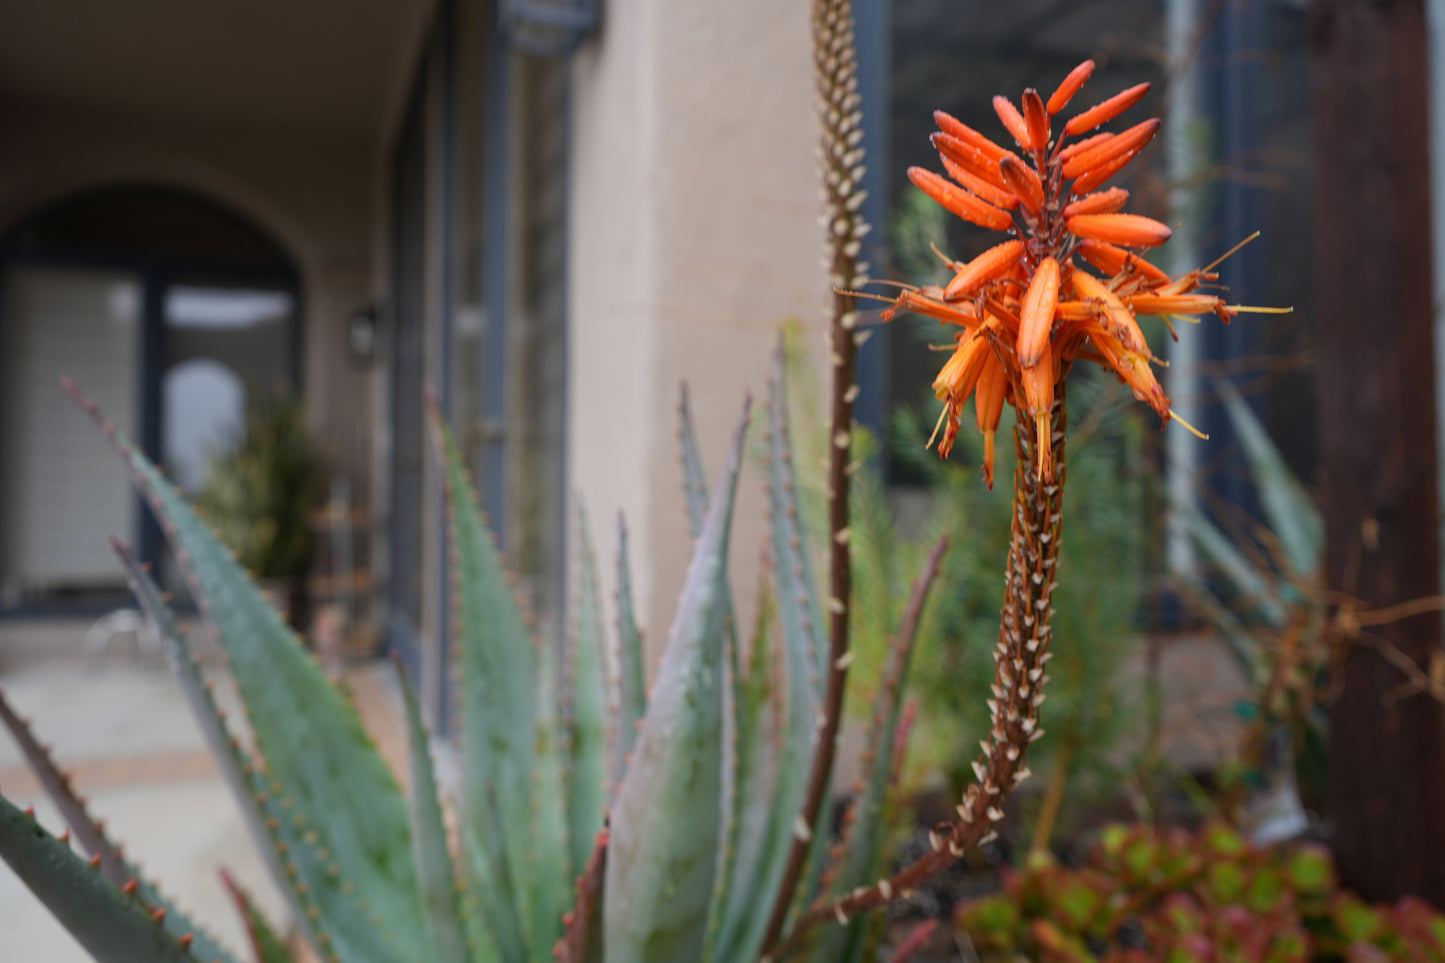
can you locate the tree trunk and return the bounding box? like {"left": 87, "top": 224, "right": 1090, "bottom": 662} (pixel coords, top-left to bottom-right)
{"left": 1311, "top": 0, "right": 1445, "bottom": 908}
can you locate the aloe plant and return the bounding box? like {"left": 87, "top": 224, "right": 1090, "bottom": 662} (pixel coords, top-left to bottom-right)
{"left": 0, "top": 5, "right": 1272, "bottom": 958}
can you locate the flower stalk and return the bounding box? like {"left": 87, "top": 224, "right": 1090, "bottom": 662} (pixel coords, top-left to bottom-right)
{"left": 758, "top": 0, "right": 871, "bottom": 953}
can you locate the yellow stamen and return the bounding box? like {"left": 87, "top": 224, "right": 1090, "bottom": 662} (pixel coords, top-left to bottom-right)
{"left": 1170, "top": 408, "right": 1209, "bottom": 440}
{"left": 1226, "top": 304, "right": 1294, "bottom": 314}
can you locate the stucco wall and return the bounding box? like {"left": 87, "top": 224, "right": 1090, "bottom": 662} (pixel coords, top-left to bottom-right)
{"left": 569, "top": 0, "right": 831, "bottom": 666}
{"left": 0, "top": 98, "right": 379, "bottom": 501}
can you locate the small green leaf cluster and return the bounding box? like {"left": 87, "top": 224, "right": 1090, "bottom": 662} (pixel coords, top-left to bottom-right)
{"left": 958, "top": 823, "right": 1445, "bottom": 962}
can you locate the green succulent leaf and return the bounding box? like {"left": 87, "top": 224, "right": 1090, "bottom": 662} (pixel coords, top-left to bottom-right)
{"left": 397, "top": 662, "right": 472, "bottom": 963}
{"left": 527, "top": 627, "right": 575, "bottom": 959}
{"left": 708, "top": 348, "right": 826, "bottom": 963}
{"left": 1178, "top": 499, "right": 1289, "bottom": 627}
{"left": 611, "top": 514, "right": 648, "bottom": 793}
{"left": 567, "top": 506, "right": 610, "bottom": 875}
{"left": 222, "top": 871, "right": 298, "bottom": 963}
{"left": 0, "top": 793, "right": 207, "bottom": 963}
{"left": 604, "top": 397, "right": 751, "bottom": 963}
{"left": 113, "top": 539, "right": 406, "bottom": 963}
{"left": 1215, "top": 378, "right": 1322, "bottom": 578}
{"left": 808, "top": 537, "right": 946, "bottom": 963}
{"left": 70, "top": 384, "right": 428, "bottom": 955}
{"left": 427, "top": 392, "right": 550, "bottom": 957}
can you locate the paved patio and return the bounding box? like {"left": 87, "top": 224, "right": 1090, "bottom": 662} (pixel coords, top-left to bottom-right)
{"left": 0, "top": 618, "right": 405, "bottom": 962}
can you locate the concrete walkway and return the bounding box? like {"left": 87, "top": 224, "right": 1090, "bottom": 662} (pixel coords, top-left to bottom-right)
{"left": 0, "top": 619, "right": 405, "bottom": 963}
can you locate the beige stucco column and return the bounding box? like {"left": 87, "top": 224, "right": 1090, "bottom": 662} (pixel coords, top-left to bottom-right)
{"left": 569, "top": 0, "right": 832, "bottom": 667}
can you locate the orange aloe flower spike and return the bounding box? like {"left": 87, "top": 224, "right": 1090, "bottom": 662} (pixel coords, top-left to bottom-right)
{"left": 944, "top": 239, "right": 1026, "bottom": 301}
{"left": 1076, "top": 238, "right": 1172, "bottom": 285}
{"left": 974, "top": 355, "right": 1007, "bottom": 489}
{"left": 998, "top": 155, "right": 1046, "bottom": 216}
{"left": 1063, "top": 82, "right": 1151, "bottom": 136}
{"left": 1061, "top": 118, "right": 1161, "bottom": 178}
{"left": 939, "top": 155, "right": 1020, "bottom": 210}
{"left": 1022, "top": 89, "right": 1050, "bottom": 153}
{"left": 1067, "top": 212, "right": 1172, "bottom": 247}
{"left": 1062, "top": 187, "right": 1130, "bottom": 218}
{"left": 1071, "top": 270, "right": 1148, "bottom": 353}
{"left": 908, "top": 167, "right": 1015, "bottom": 232}
{"left": 933, "top": 111, "right": 1010, "bottom": 161}
{"left": 1047, "top": 59, "right": 1095, "bottom": 115}
{"left": 1017, "top": 256, "right": 1061, "bottom": 368}
{"left": 993, "top": 95, "right": 1034, "bottom": 150}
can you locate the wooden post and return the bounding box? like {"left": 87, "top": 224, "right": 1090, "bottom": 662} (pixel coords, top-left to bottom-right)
{"left": 1311, "top": 0, "right": 1445, "bottom": 907}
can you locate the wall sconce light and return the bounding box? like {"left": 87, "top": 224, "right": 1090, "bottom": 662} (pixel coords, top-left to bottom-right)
{"left": 347, "top": 306, "right": 378, "bottom": 365}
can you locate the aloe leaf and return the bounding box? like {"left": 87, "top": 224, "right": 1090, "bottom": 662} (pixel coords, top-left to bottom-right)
{"left": 707, "top": 344, "right": 825, "bottom": 962}
{"left": 1179, "top": 500, "right": 1288, "bottom": 627}
{"left": 461, "top": 813, "right": 528, "bottom": 962}
{"left": 0, "top": 680, "right": 241, "bottom": 963}
{"left": 1215, "top": 379, "right": 1323, "bottom": 578}
{"left": 112, "top": 539, "right": 406, "bottom": 963}
{"left": 702, "top": 560, "right": 783, "bottom": 962}
{"left": 0, "top": 687, "right": 127, "bottom": 884}
{"left": 677, "top": 383, "right": 713, "bottom": 537}
{"left": 610, "top": 514, "right": 647, "bottom": 794}
{"left": 426, "top": 391, "right": 540, "bottom": 949}
{"left": 766, "top": 338, "right": 828, "bottom": 696}
{"left": 68, "top": 383, "right": 427, "bottom": 952}
{"left": 0, "top": 794, "right": 205, "bottom": 963}
{"left": 555, "top": 828, "right": 608, "bottom": 963}
{"left": 526, "top": 630, "right": 574, "bottom": 959}
{"left": 567, "top": 505, "right": 609, "bottom": 874}
{"left": 396, "top": 662, "right": 470, "bottom": 963}
{"left": 808, "top": 537, "right": 946, "bottom": 963}
{"left": 604, "top": 397, "right": 751, "bottom": 963}
{"left": 221, "top": 870, "right": 297, "bottom": 963}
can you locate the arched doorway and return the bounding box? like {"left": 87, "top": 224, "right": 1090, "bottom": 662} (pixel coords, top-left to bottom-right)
{"left": 0, "top": 185, "right": 301, "bottom": 611}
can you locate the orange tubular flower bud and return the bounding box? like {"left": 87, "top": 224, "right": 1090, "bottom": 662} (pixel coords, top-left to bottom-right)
{"left": 1061, "top": 118, "right": 1161, "bottom": 179}
{"left": 932, "top": 330, "right": 992, "bottom": 405}
{"left": 998, "top": 156, "right": 1046, "bottom": 216}
{"left": 944, "top": 239, "right": 1026, "bottom": 301}
{"left": 933, "top": 110, "right": 1010, "bottom": 162}
{"left": 932, "top": 133, "right": 1016, "bottom": 194}
{"left": 1062, "top": 187, "right": 1130, "bottom": 218}
{"left": 1063, "top": 82, "right": 1151, "bottom": 136}
{"left": 974, "top": 355, "right": 1007, "bottom": 489}
{"left": 1069, "top": 147, "right": 1142, "bottom": 195}
{"left": 1017, "top": 256, "right": 1061, "bottom": 368}
{"left": 993, "top": 95, "right": 1033, "bottom": 150}
{"left": 1093, "top": 332, "right": 1170, "bottom": 421}
{"left": 939, "top": 153, "right": 1019, "bottom": 209}
{"left": 1128, "top": 293, "right": 1225, "bottom": 316}
{"left": 1021, "top": 359, "right": 1056, "bottom": 481}
{"left": 1067, "top": 212, "right": 1172, "bottom": 247}
{"left": 1047, "top": 59, "right": 1095, "bottom": 115}
{"left": 886, "top": 289, "right": 981, "bottom": 328}
{"left": 1022, "top": 89, "right": 1050, "bottom": 152}
{"left": 1076, "top": 239, "right": 1171, "bottom": 285}
{"left": 1057, "top": 131, "right": 1112, "bottom": 163}
{"left": 1071, "top": 270, "right": 1147, "bottom": 353}
{"left": 908, "top": 167, "right": 1015, "bottom": 232}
